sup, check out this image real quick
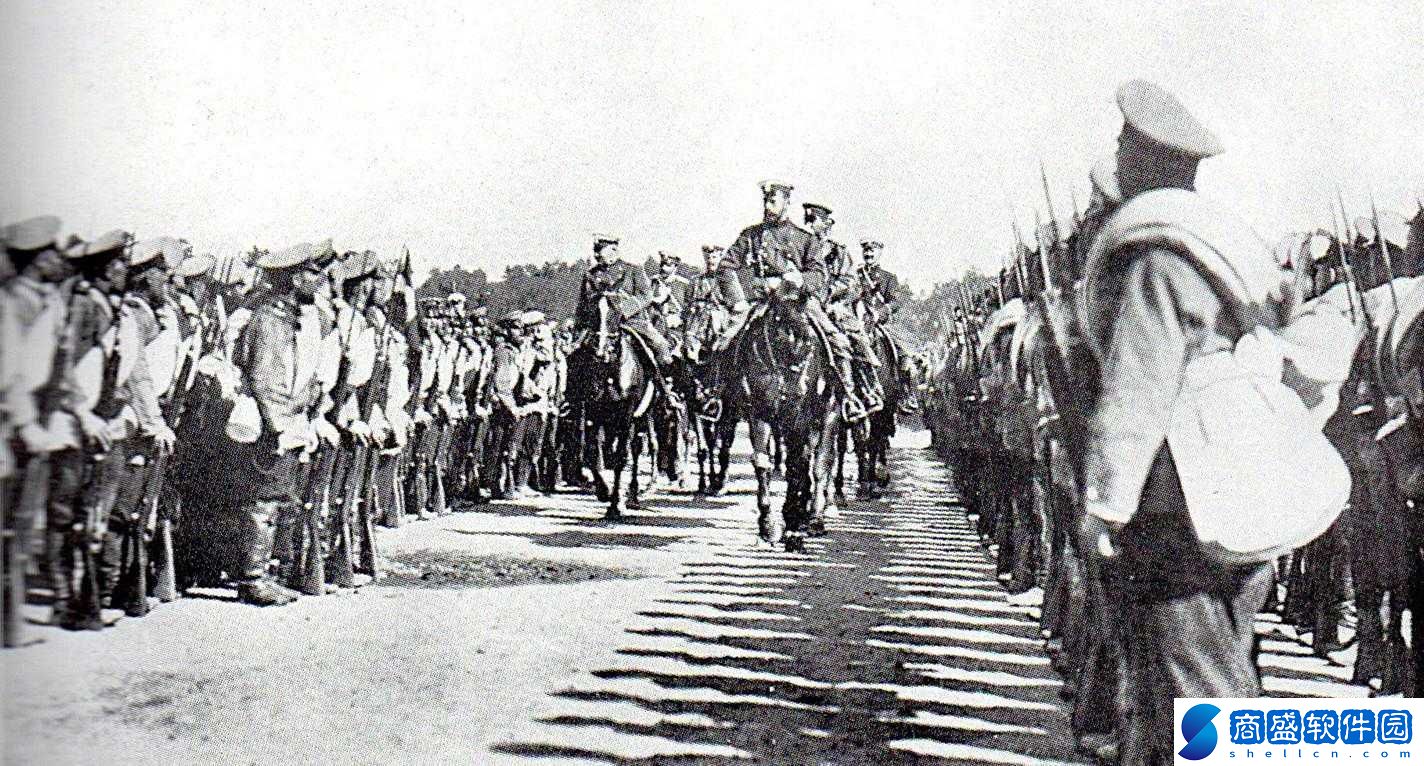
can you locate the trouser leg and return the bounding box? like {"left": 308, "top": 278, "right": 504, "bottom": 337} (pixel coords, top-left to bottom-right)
{"left": 1123, "top": 563, "right": 1273, "bottom": 763}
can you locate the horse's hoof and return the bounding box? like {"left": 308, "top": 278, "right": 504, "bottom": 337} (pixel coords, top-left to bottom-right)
{"left": 783, "top": 533, "right": 806, "bottom": 553}
{"left": 833, "top": 492, "right": 847, "bottom": 506}
{"left": 807, "top": 520, "right": 827, "bottom": 537}
{"left": 627, "top": 498, "right": 642, "bottom": 510}
{"left": 606, "top": 506, "right": 623, "bottom": 521}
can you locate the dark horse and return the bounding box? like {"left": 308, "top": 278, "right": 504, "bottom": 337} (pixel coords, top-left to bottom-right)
{"left": 735, "top": 293, "right": 842, "bottom": 551}
{"left": 568, "top": 301, "right": 659, "bottom": 519}
{"left": 680, "top": 301, "right": 738, "bottom": 495}
{"left": 835, "top": 325, "right": 901, "bottom": 502}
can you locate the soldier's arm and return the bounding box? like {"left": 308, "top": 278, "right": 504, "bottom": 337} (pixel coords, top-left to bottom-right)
{"left": 825, "top": 247, "right": 855, "bottom": 302}
{"left": 884, "top": 273, "right": 905, "bottom": 312}
{"left": 724, "top": 228, "right": 753, "bottom": 270}
{"left": 1083, "top": 249, "right": 1218, "bottom": 524}
{"left": 797, "top": 239, "right": 827, "bottom": 296}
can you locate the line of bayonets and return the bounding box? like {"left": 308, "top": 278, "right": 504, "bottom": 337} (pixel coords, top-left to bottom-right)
{"left": 937, "top": 162, "right": 1078, "bottom": 361}
{"left": 937, "top": 163, "right": 1410, "bottom": 362}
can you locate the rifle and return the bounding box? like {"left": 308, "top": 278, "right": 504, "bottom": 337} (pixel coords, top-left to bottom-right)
{"left": 354, "top": 312, "right": 394, "bottom": 577}
{"left": 1039, "top": 162, "right": 1062, "bottom": 296}
{"left": 150, "top": 303, "right": 207, "bottom": 604}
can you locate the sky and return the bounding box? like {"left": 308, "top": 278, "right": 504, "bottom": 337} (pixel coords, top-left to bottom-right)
{"left": 2, "top": 1, "right": 1420, "bottom": 293}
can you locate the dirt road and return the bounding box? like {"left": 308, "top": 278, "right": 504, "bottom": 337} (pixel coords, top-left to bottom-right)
{"left": 2, "top": 427, "right": 1364, "bottom": 764}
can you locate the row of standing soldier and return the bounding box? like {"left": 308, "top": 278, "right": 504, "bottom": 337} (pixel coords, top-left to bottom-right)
{"left": 0, "top": 229, "right": 588, "bottom": 643}
{"left": 918, "top": 80, "right": 1423, "bottom": 764}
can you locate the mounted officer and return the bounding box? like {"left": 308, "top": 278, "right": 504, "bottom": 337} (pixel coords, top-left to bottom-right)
{"left": 574, "top": 234, "right": 676, "bottom": 399}
{"left": 712, "top": 180, "right": 869, "bottom": 421}
{"left": 806, "top": 202, "right": 884, "bottom": 414}
{"left": 648, "top": 251, "right": 688, "bottom": 355}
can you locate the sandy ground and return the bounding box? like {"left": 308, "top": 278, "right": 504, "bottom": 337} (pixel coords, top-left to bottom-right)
{"left": 2, "top": 426, "right": 1366, "bottom": 765}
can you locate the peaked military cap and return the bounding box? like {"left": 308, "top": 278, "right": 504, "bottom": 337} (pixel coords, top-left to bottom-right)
{"left": 2, "top": 215, "right": 62, "bottom": 252}
{"left": 256, "top": 242, "right": 314, "bottom": 270}
{"left": 520, "top": 309, "right": 545, "bottom": 326}
{"left": 1089, "top": 156, "right": 1123, "bottom": 204}
{"left": 593, "top": 233, "right": 620, "bottom": 251}
{"left": 658, "top": 250, "right": 680, "bottom": 264}
{"left": 702, "top": 244, "right": 726, "bottom": 254}
{"left": 313, "top": 238, "right": 336, "bottom": 266}
{"left": 81, "top": 229, "right": 130, "bottom": 259}
{"left": 338, "top": 250, "right": 381, "bottom": 282}
{"left": 130, "top": 237, "right": 172, "bottom": 268}
{"left": 759, "top": 179, "right": 793, "bottom": 196}
{"left": 860, "top": 238, "right": 884, "bottom": 251}
{"left": 802, "top": 202, "right": 833, "bottom": 220}
{"left": 447, "top": 292, "right": 467, "bottom": 304}
{"left": 1116, "top": 80, "right": 1224, "bottom": 160}
{"left": 177, "top": 252, "right": 216, "bottom": 278}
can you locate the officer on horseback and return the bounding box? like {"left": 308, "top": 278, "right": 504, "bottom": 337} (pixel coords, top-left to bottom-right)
{"left": 711, "top": 180, "right": 870, "bottom": 422}
{"left": 806, "top": 202, "right": 884, "bottom": 414}
{"left": 577, "top": 236, "right": 668, "bottom": 362}
{"left": 648, "top": 251, "right": 688, "bottom": 355}
{"left": 575, "top": 234, "right": 677, "bottom": 400}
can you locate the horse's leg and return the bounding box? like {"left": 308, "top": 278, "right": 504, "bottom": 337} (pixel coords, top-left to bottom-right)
{"left": 720, "top": 415, "right": 737, "bottom": 487}
{"left": 781, "top": 434, "right": 809, "bottom": 552}
{"left": 876, "top": 422, "right": 892, "bottom": 487}
{"left": 771, "top": 431, "right": 784, "bottom": 479}
{"left": 854, "top": 420, "right": 873, "bottom": 500}
{"left": 808, "top": 413, "right": 838, "bottom": 536}
{"left": 833, "top": 424, "right": 847, "bottom": 506}
{"left": 606, "top": 422, "right": 627, "bottom": 519}
{"left": 695, "top": 419, "right": 709, "bottom": 495}
{"left": 749, "top": 419, "right": 778, "bottom": 544}
{"left": 628, "top": 416, "right": 643, "bottom": 510}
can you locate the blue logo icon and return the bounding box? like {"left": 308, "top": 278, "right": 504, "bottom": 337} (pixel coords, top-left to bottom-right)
{"left": 1180, "top": 703, "right": 1221, "bottom": 761}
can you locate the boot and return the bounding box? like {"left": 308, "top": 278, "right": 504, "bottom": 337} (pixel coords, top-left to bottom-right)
{"left": 858, "top": 362, "right": 885, "bottom": 414}
{"left": 238, "top": 579, "right": 298, "bottom": 607}
{"left": 235, "top": 500, "right": 298, "bottom": 607}
{"left": 836, "top": 357, "right": 868, "bottom": 422}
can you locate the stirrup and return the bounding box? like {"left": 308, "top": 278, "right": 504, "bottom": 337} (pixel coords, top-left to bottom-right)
{"left": 700, "top": 397, "right": 723, "bottom": 422}
{"left": 864, "top": 391, "right": 884, "bottom": 414}
{"left": 842, "top": 397, "right": 869, "bottom": 422}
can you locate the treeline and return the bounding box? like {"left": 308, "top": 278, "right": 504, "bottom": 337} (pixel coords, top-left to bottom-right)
{"left": 884, "top": 268, "right": 994, "bottom": 350}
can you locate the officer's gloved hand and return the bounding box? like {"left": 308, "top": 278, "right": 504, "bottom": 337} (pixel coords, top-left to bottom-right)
{"left": 148, "top": 423, "right": 178, "bottom": 454}
{"left": 17, "top": 422, "right": 62, "bottom": 454}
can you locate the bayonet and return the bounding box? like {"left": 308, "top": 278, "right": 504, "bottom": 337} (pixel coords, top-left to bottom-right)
{"left": 1369, "top": 193, "right": 1401, "bottom": 313}
{"left": 1335, "top": 196, "right": 1373, "bottom": 330}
